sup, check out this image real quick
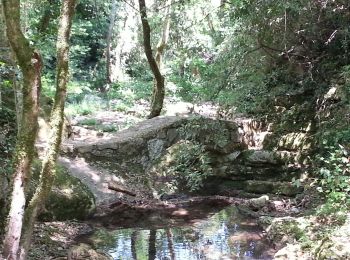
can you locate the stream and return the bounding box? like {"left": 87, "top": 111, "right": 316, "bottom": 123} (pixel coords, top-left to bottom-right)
{"left": 80, "top": 206, "right": 274, "bottom": 260}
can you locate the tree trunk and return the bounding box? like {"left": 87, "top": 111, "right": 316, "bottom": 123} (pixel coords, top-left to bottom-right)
{"left": 1, "top": 0, "right": 42, "bottom": 258}
{"left": 155, "top": 0, "right": 172, "bottom": 69}
{"left": 106, "top": 0, "right": 117, "bottom": 84}
{"left": 18, "top": 0, "right": 77, "bottom": 259}
{"left": 138, "top": 0, "right": 165, "bottom": 118}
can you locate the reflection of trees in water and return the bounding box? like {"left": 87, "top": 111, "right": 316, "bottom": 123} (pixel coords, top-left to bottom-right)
{"left": 166, "top": 228, "right": 175, "bottom": 260}
{"left": 131, "top": 230, "right": 138, "bottom": 260}
{"left": 89, "top": 207, "right": 269, "bottom": 259}
{"left": 148, "top": 229, "right": 157, "bottom": 260}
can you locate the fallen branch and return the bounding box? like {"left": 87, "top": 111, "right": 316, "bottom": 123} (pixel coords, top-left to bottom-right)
{"left": 108, "top": 182, "right": 136, "bottom": 197}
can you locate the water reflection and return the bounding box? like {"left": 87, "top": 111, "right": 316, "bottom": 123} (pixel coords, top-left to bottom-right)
{"left": 91, "top": 206, "right": 272, "bottom": 260}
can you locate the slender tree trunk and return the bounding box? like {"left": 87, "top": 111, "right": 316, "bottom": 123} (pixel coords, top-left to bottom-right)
{"left": 18, "top": 0, "right": 77, "bottom": 259}
{"left": 155, "top": 0, "right": 172, "bottom": 70}
{"left": 138, "top": 0, "right": 165, "bottom": 118}
{"left": 148, "top": 229, "right": 157, "bottom": 260}
{"left": 1, "top": 0, "right": 42, "bottom": 258}
{"left": 106, "top": 0, "right": 117, "bottom": 84}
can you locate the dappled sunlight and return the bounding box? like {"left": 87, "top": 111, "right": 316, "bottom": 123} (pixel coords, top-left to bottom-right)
{"left": 58, "top": 156, "right": 121, "bottom": 204}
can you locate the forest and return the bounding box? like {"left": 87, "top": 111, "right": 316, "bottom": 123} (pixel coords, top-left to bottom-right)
{"left": 0, "top": 0, "right": 350, "bottom": 259}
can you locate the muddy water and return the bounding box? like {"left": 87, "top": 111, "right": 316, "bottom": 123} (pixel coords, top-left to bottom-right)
{"left": 84, "top": 206, "right": 274, "bottom": 260}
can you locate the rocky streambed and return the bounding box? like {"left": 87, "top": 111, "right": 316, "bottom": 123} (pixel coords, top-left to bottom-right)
{"left": 28, "top": 114, "right": 317, "bottom": 259}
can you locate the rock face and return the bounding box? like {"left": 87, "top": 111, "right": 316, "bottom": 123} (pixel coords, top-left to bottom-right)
{"left": 62, "top": 116, "right": 241, "bottom": 172}
{"left": 61, "top": 115, "right": 302, "bottom": 198}
{"left": 314, "top": 214, "right": 350, "bottom": 260}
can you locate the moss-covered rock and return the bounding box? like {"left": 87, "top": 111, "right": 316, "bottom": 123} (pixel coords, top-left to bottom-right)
{"left": 314, "top": 215, "right": 350, "bottom": 260}
{"left": 244, "top": 180, "right": 303, "bottom": 196}
{"left": 68, "top": 243, "right": 113, "bottom": 260}
{"left": 30, "top": 161, "right": 95, "bottom": 221}
{"left": 266, "top": 217, "right": 309, "bottom": 249}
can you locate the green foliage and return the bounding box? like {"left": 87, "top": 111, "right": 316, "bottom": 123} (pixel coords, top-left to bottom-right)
{"left": 77, "top": 118, "right": 98, "bottom": 126}
{"left": 97, "top": 124, "right": 117, "bottom": 133}
{"left": 0, "top": 107, "right": 16, "bottom": 178}
{"left": 107, "top": 81, "right": 153, "bottom": 102}
{"left": 166, "top": 140, "right": 212, "bottom": 192}
{"left": 65, "top": 94, "right": 108, "bottom": 116}
{"left": 316, "top": 145, "right": 350, "bottom": 214}
{"left": 159, "top": 117, "right": 233, "bottom": 192}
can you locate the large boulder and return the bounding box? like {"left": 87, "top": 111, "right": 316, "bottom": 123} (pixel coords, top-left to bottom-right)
{"left": 62, "top": 116, "right": 241, "bottom": 173}
{"left": 30, "top": 161, "right": 96, "bottom": 221}
{"left": 266, "top": 217, "right": 309, "bottom": 249}
{"left": 68, "top": 243, "right": 113, "bottom": 260}
{"left": 314, "top": 214, "right": 350, "bottom": 259}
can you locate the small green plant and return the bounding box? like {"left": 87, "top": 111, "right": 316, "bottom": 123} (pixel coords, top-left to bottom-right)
{"left": 65, "top": 94, "right": 108, "bottom": 116}
{"left": 77, "top": 118, "right": 98, "bottom": 126}
{"left": 316, "top": 144, "right": 350, "bottom": 214}
{"left": 97, "top": 124, "right": 117, "bottom": 132}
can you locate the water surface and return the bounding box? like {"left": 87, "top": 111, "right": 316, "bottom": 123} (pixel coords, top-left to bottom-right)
{"left": 87, "top": 206, "right": 273, "bottom": 259}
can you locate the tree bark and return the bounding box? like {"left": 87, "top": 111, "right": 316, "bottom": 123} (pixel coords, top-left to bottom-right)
{"left": 106, "top": 0, "right": 117, "bottom": 84}
{"left": 155, "top": 0, "right": 172, "bottom": 70}
{"left": 18, "top": 0, "right": 77, "bottom": 259}
{"left": 138, "top": 0, "right": 165, "bottom": 118}
{"left": 1, "top": 0, "right": 42, "bottom": 258}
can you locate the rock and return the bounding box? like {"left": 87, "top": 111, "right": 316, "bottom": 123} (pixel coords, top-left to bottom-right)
{"left": 266, "top": 217, "right": 309, "bottom": 249}
{"left": 224, "top": 151, "right": 241, "bottom": 162}
{"left": 30, "top": 161, "right": 96, "bottom": 221}
{"left": 244, "top": 180, "right": 303, "bottom": 196}
{"left": 68, "top": 243, "right": 112, "bottom": 260}
{"left": 147, "top": 138, "right": 165, "bottom": 161}
{"left": 278, "top": 132, "right": 313, "bottom": 151}
{"left": 268, "top": 200, "right": 285, "bottom": 211}
{"left": 273, "top": 181, "right": 303, "bottom": 196}
{"left": 258, "top": 216, "right": 272, "bottom": 229}
{"left": 248, "top": 195, "right": 269, "bottom": 210}
{"left": 245, "top": 150, "right": 279, "bottom": 165}
{"left": 62, "top": 116, "right": 241, "bottom": 173}
{"left": 245, "top": 180, "right": 274, "bottom": 194}
{"left": 274, "top": 244, "right": 310, "bottom": 259}
{"left": 315, "top": 214, "right": 350, "bottom": 259}
{"left": 236, "top": 205, "right": 260, "bottom": 218}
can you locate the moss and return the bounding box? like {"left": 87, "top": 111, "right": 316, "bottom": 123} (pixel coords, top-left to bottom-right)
{"left": 267, "top": 217, "right": 309, "bottom": 249}
{"left": 29, "top": 161, "right": 95, "bottom": 221}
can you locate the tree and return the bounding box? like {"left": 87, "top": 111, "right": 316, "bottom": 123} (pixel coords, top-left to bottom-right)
{"left": 155, "top": 0, "right": 172, "bottom": 70}
{"left": 138, "top": 0, "right": 165, "bottom": 118}
{"left": 1, "top": 0, "right": 77, "bottom": 259}
{"left": 106, "top": 0, "right": 118, "bottom": 85}
{"left": 20, "top": 0, "right": 77, "bottom": 258}
{"left": 2, "top": 0, "right": 43, "bottom": 258}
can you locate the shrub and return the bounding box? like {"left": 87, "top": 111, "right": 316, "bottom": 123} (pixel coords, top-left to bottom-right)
{"left": 316, "top": 144, "right": 350, "bottom": 214}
